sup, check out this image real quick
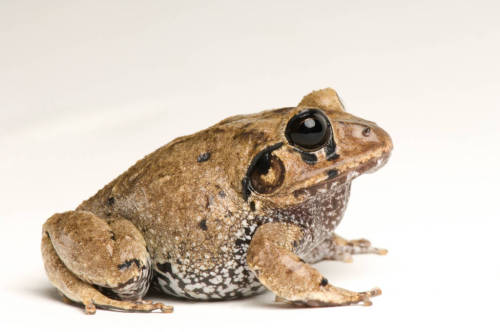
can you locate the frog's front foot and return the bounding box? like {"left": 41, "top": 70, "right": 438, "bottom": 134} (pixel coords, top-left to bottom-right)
{"left": 275, "top": 287, "right": 381, "bottom": 307}
{"left": 304, "top": 234, "right": 388, "bottom": 264}
{"left": 331, "top": 237, "right": 388, "bottom": 263}
{"left": 247, "top": 223, "right": 383, "bottom": 308}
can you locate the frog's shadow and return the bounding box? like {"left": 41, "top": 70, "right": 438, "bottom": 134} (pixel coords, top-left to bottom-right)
{"left": 33, "top": 285, "right": 61, "bottom": 302}
{"left": 33, "top": 284, "right": 367, "bottom": 312}
{"left": 32, "top": 284, "right": 286, "bottom": 311}
{"left": 33, "top": 259, "right": 382, "bottom": 312}
{"left": 30, "top": 285, "right": 92, "bottom": 312}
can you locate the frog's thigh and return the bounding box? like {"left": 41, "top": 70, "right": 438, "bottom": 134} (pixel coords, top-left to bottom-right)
{"left": 246, "top": 223, "right": 381, "bottom": 307}
{"left": 41, "top": 211, "right": 172, "bottom": 314}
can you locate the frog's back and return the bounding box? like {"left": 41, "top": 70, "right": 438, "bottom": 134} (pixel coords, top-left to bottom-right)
{"left": 76, "top": 120, "right": 274, "bottom": 300}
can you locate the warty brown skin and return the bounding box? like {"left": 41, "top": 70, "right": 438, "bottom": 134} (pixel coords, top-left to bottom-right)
{"left": 41, "top": 88, "right": 393, "bottom": 313}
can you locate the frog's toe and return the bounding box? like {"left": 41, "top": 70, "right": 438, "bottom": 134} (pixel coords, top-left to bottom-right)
{"left": 127, "top": 300, "right": 174, "bottom": 313}
{"left": 357, "top": 287, "right": 382, "bottom": 306}
{"left": 301, "top": 286, "right": 382, "bottom": 307}
{"left": 340, "top": 253, "right": 354, "bottom": 263}
{"left": 84, "top": 301, "right": 97, "bottom": 315}
{"left": 368, "top": 287, "right": 382, "bottom": 297}
{"left": 352, "top": 238, "right": 372, "bottom": 247}
{"left": 349, "top": 239, "right": 388, "bottom": 256}
{"left": 156, "top": 303, "right": 175, "bottom": 313}
{"left": 84, "top": 293, "right": 173, "bottom": 313}
{"left": 141, "top": 300, "right": 174, "bottom": 313}
{"left": 305, "top": 235, "right": 388, "bottom": 263}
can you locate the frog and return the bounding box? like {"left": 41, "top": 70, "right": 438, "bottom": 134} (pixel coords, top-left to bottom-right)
{"left": 41, "top": 88, "right": 393, "bottom": 314}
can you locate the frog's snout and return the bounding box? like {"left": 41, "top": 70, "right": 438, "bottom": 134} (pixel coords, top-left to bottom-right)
{"left": 370, "top": 124, "right": 393, "bottom": 154}
{"left": 362, "top": 124, "right": 393, "bottom": 174}
{"left": 327, "top": 120, "right": 393, "bottom": 178}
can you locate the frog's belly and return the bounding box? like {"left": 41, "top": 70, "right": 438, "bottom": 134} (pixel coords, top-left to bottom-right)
{"left": 151, "top": 253, "right": 266, "bottom": 300}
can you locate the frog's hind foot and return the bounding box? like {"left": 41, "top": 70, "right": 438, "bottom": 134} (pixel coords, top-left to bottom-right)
{"left": 82, "top": 297, "right": 173, "bottom": 314}
{"left": 41, "top": 211, "right": 173, "bottom": 314}
{"left": 42, "top": 227, "right": 173, "bottom": 314}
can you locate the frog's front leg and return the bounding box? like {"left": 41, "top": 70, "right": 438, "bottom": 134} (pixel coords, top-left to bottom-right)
{"left": 247, "top": 223, "right": 381, "bottom": 307}
{"left": 303, "top": 234, "right": 388, "bottom": 264}
{"left": 41, "top": 210, "right": 173, "bottom": 314}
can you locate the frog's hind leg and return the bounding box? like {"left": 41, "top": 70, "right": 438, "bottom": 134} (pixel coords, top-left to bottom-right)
{"left": 41, "top": 211, "right": 173, "bottom": 314}
{"left": 303, "top": 234, "right": 388, "bottom": 264}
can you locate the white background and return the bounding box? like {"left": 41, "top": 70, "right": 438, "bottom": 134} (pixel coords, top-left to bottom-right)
{"left": 1, "top": 0, "right": 499, "bottom": 331}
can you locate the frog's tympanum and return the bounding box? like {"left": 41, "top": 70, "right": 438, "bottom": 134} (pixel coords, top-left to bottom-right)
{"left": 41, "top": 88, "right": 393, "bottom": 314}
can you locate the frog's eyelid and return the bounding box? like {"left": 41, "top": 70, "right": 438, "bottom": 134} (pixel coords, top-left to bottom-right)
{"left": 338, "top": 95, "right": 346, "bottom": 110}
{"left": 337, "top": 119, "right": 378, "bottom": 127}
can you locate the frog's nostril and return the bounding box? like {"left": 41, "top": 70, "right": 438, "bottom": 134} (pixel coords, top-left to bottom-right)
{"left": 362, "top": 127, "right": 371, "bottom": 137}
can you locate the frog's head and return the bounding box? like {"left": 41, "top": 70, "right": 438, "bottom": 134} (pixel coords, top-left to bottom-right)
{"left": 234, "top": 88, "right": 393, "bottom": 207}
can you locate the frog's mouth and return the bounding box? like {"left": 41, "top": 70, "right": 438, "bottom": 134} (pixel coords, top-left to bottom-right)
{"left": 292, "top": 150, "right": 391, "bottom": 198}
{"left": 349, "top": 149, "right": 391, "bottom": 175}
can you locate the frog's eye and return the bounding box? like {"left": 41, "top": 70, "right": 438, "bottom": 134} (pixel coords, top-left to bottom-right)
{"left": 285, "top": 109, "right": 331, "bottom": 151}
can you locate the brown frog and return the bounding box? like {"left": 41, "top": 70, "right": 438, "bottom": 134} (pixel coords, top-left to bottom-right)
{"left": 41, "top": 88, "right": 393, "bottom": 314}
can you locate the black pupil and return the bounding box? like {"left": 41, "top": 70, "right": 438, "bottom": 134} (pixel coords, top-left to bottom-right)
{"left": 287, "top": 110, "right": 329, "bottom": 150}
